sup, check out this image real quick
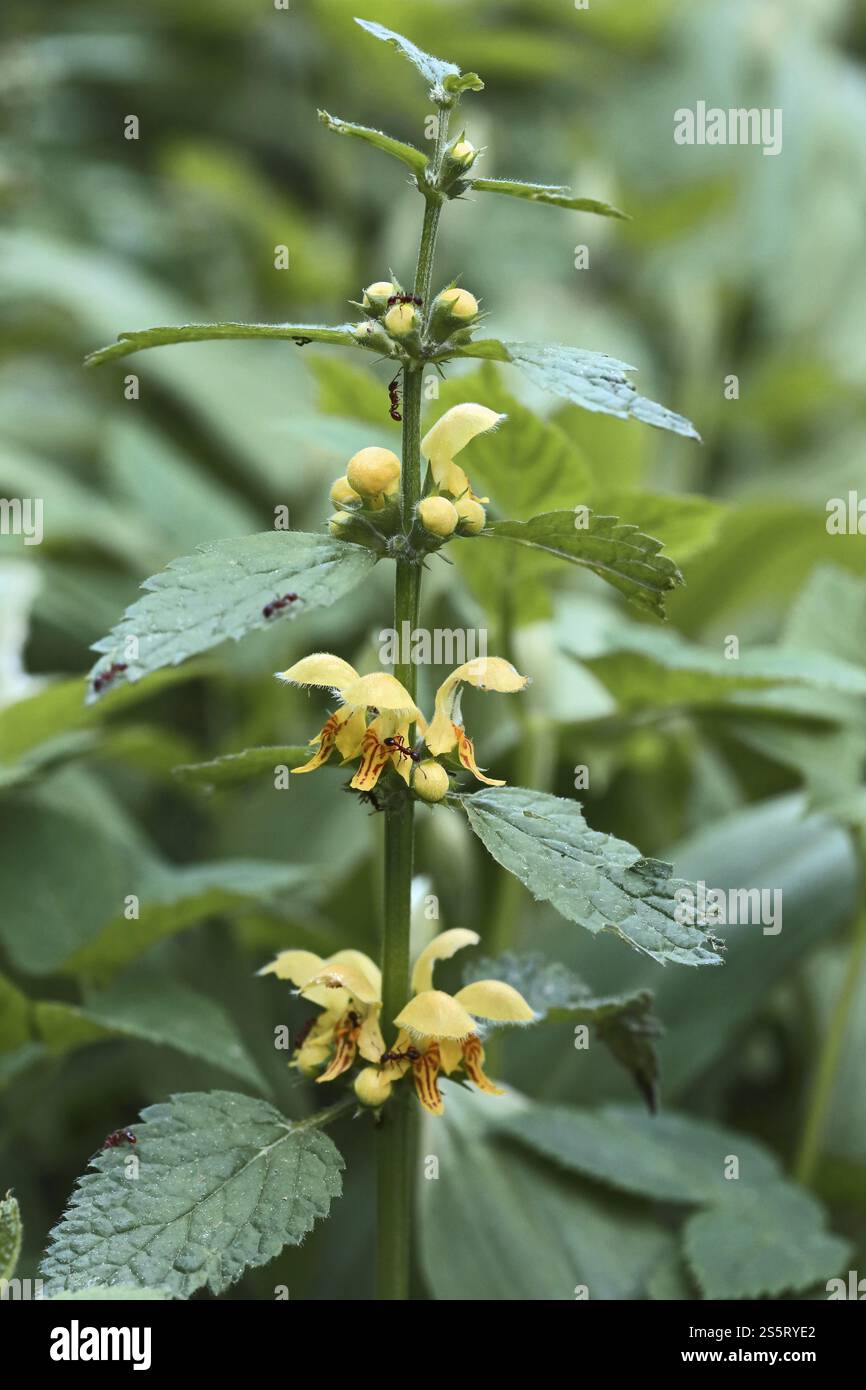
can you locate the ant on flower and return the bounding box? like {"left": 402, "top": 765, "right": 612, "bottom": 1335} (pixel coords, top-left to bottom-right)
{"left": 379, "top": 1044, "right": 420, "bottom": 1066}
{"left": 384, "top": 735, "right": 422, "bottom": 763}
{"left": 386, "top": 293, "right": 423, "bottom": 308}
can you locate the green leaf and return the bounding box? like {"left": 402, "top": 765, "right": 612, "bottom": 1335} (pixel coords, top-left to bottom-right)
{"left": 174, "top": 746, "right": 316, "bottom": 790}
{"left": 499, "top": 1104, "right": 780, "bottom": 1204}
{"left": 472, "top": 177, "right": 628, "bottom": 220}
{"left": 450, "top": 340, "right": 701, "bottom": 441}
{"left": 574, "top": 623, "right": 866, "bottom": 713}
{"left": 354, "top": 18, "right": 470, "bottom": 104}
{"left": 0, "top": 796, "right": 314, "bottom": 976}
{"left": 463, "top": 786, "right": 724, "bottom": 966}
{"left": 49, "top": 1287, "right": 169, "bottom": 1301}
{"left": 464, "top": 952, "right": 661, "bottom": 1109}
{"left": 684, "top": 1184, "right": 850, "bottom": 1300}
{"left": 35, "top": 972, "right": 269, "bottom": 1092}
{"left": 64, "top": 859, "right": 316, "bottom": 981}
{"left": 317, "top": 110, "right": 427, "bottom": 175}
{"left": 308, "top": 353, "right": 393, "bottom": 428}
{"left": 486, "top": 511, "right": 683, "bottom": 619}
{"left": 0, "top": 667, "right": 205, "bottom": 770}
{"left": 418, "top": 1084, "right": 672, "bottom": 1300}
{"left": 0, "top": 973, "right": 31, "bottom": 1051}
{"left": 589, "top": 490, "right": 728, "bottom": 565}
{"left": 783, "top": 564, "right": 866, "bottom": 667}
{"left": 0, "top": 1191, "right": 22, "bottom": 1282}
{"left": 643, "top": 796, "right": 860, "bottom": 1100}
{"left": 40, "top": 1092, "right": 344, "bottom": 1298}
{"left": 84, "top": 321, "right": 358, "bottom": 369}
{"left": 88, "top": 532, "right": 378, "bottom": 699}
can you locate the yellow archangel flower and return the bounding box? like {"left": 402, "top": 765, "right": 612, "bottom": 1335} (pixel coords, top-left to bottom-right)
{"left": 277, "top": 654, "right": 528, "bottom": 791}
{"left": 258, "top": 948, "right": 385, "bottom": 1082}
{"left": 262, "top": 930, "right": 534, "bottom": 1115}
{"left": 366, "top": 928, "right": 535, "bottom": 1116}
{"left": 420, "top": 401, "right": 503, "bottom": 503}
{"left": 419, "top": 656, "right": 529, "bottom": 787}
{"left": 276, "top": 652, "right": 420, "bottom": 791}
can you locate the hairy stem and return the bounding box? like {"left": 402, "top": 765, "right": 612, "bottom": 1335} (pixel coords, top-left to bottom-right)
{"left": 376, "top": 104, "right": 451, "bottom": 1302}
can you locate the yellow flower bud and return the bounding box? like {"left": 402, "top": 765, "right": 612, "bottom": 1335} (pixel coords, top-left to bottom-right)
{"left": 384, "top": 302, "right": 419, "bottom": 337}
{"left": 329, "top": 475, "right": 362, "bottom": 509}
{"left": 347, "top": 447, "right": 401, "bottom": 499}
{"left": 328, "top": 510, "right": 356, "bottom": 538}
{"left": 363, "top": 280, "right": 396, "bottom": 308}
{"left": 354, "top": 1066, "right": 393, "bottom": 1108}
{"left": 413, "top": 759, "right": 450, "bottom": 803}
{"left": 418, "top": 496, "right": 458, "bottom": 538}
{"left": 435, "top": 288, "right": 478, "bottom": 321}
{"left": 455, "top": 496, "right": 487, "bottom": 535}
{"left": 451, "top": 139, "right": 476, "bottom": 163}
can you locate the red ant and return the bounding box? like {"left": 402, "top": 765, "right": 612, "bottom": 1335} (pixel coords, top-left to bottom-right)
{"left": 93, "top": 662, "right": 127, "bottom": 694}
{"left": 292, "top": 337, "right": 313, "bottom": 346}
{"left": 380, "top": 1045, "right": 420, "bottom": 1066}
{"left": 103, "top": 1129, "right": 137, "bottom": 1149}
{"left": 388, "top": 374, "right": 402, "bottom": 422}
{"left": 262, "top": 593, "right": 299, "bottom": 619}
{"left": 386, "top": 294, "right": 423, "bottom": 308}
{"left": 384, "top": 735, "right": 421, "bottom": 764}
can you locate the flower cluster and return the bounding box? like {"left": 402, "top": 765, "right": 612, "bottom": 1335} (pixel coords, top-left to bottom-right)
{"left": 260, "top": 929, "right": 534, "bottom": 1115}
{"left": 277, "top": 652, "right": 528, "bottom": 799}
{"left": 325, "top": 399, "right": 501, "bottom": 549}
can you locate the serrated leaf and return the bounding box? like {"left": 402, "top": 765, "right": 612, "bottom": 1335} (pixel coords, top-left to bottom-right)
{"left": 589, "top": 490, "right": 728, "bottom": 565}
{"left": 49, "top": 1286, "right": 169, "bottom": 1300}
{"left": 486, "top": 511, "right": 683, "bottom": 618}
{"left": 355, "top": 18, "right": 466, "bottom": 103}
{"left": 87, "top": 532, "right": 378, "bottom": 699}
{"left": 174, "top": 746, "right": 317, "bottom": 790}
{"left": 317, "top": 110, "right": 427, "bottom": 175}
{"left": 0, "top": 1191, "right": 22, "bottom": 1282}
{"left": 451, "top": 340, "right": 700, "bottom": 440}
{"left": 499, "top": 1104, "right": 780, "bottom": 1204}
{"left": 463, "top": 786, "right": 724, "bottom": 966}
{"left": 464, "top": 952, "right": 661, "bottom": 1109}
{"left": 684, "top": 1184, "right": 850, "bottom": 1299}
{"left": 472, "top": 177, "right": 628, "bottom": 220}
{"left": 40, "top": 1091, "right": 344, "bottom": 1298}
{"left": 84, "top": 322, "right": 358, "bottom": 369}
{"left": 419, "top": 1084, "right": 672, "bottom": 1301}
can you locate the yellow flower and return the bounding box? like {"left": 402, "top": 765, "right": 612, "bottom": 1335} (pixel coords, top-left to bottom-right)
{"left": 262, "top": 929, "right": 533, "bottom": 1115}
{"left": 259, "top": 948, "right": 385, "bottom": 1082}
{"left": 381, "top": 929, "right": 534, "bottom": 1115}
{"left": 278, "top": 652, "right": 528, "bottom": 792}
{"left": 421, "top": 656, "right": 529, "bottom": 786}
{"left": 276, "top": 652, "right": 421, "bottom": 791}
{"left": 421, "top": 401, "right": 501, "bottom": 501}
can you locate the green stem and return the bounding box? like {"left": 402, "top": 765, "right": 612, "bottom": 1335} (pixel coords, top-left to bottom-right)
{"left": 376, "top": 103, "right": 452, "bottom": 1302}
{"left": 794, "top": 867, "right": 866, "bottom": 1187}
